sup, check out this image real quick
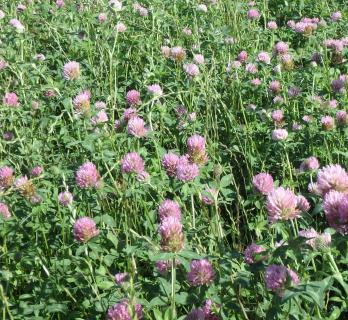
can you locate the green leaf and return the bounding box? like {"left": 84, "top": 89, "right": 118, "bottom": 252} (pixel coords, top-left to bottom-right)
{"left": 96, "top": 280, "right": 115, "bottom": 290}
{"left": 153, "top": 309, "right": 164, "bottom": 320}
{"left": 220, "top": 174, "right": 232, "bottom": 188}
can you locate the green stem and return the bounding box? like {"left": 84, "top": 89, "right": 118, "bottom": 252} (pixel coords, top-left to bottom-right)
{"left": 327, "top": 252, "right": 348, "bottom": 297}
{"left": 171, "top": 257, "right": 176, "bottom": 320}
{"left": 191, "top": 194, "right": 195, "bottom": 229}
{"left": 0, "top": 284, "right": 14, "bottom": 320}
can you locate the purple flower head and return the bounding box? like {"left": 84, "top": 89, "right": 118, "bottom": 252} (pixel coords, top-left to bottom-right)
{"left": 187, "top": 259, "right": 215, "bottom": 286}
{"left": 182, "top": 27, "right": 192, "bottom": 36}
{"left": 123, "top": 108, "right": 138, "bottom": 122}
{"left": 115, "top": 272, "right": 130, "bottom": 286}
{"left": 245, "top": 63, "right": 257, "bottom": 74}
{"left": 56, "top": 0, "right": 64, "bottom": 7}
{"left": 98, "top": 12, "right": 107, "bottom": 22}
{"left": 116, "top": 22, "right": 127, "bottom": 33}
{"left": 186, "top": 309, "right": 205, "bottom": 320}
{"left": 292, "top": 122, "right": 302, "bottom": 131}
{"left": 159, "top": 217, "right": 184, "bottom": 252}
{"left": 202, "top": 299, "right": 220, "bottom": 320}
{"left": 147, "top": 84, "right": 163, "bottom": 97}
{"left": 127, "top": 116, "right": 148, "bottom": 138}
{"left": 183, "top": 63, "right": 200, "bottom": 78}
{"left": 14, "top": 175, "right": 35, "bottom": 198}
{"left": 271, "top": 109, "right": 284, "bottom": 123}
{"left": 281, "top": 55, "right": 294, "bottom": 71}
{"left": 44, "top": 89, "right": 56, "bottom": 98}
{"left": 187, "top": 134, "right": 207, "bottom": 165}
{"left": 201, "top": 187, "right": 218, "bottom": 205}
{"left": 244, "top": 243, "right": 266, "bottom": 264}
{"left": 247, "top": 9, "right": 260, "bottom": 20}
{"left": 252, "top": 173, "right": 274, "bottom": 195}
{"left": 156, "top": 259, "right": 180, "bottom": 275}
{"left": 73, "top": 217, "right": 99, "bottom": 243}
{"left": 271, "top": 129, "right": 288, "bottom": 141}
{"left": 3, "top": 92, "right": 19, "bottom": 107}
{"left": 288, "top": 86, "right": 301, "bottom": 98}
{"left": 107, "top": 300, "right": 143, "bottom": 320}
{"left": 30, "top": 166, "right": 43, "bottom": 177}
{"left": 134, "top": 4, "right": 149, "bottom": 17}
{"left": 35, "top": 53, "right": 45, "bottom": 61}
{"left": 237, "top": 51, "right": 248, "bottom": 63}
{"left": 267, "top": 21, "right": 278, "bottom": 30}
{"left": 0, "top": 60, "right": 8, "bottom": 70}
{"left": 265, "top": 265, "right": 299, "bottom": 296}
{"left": 176, "top": 157, "right": 200, "bottom": 182}
{"left": 302, "top": 115, "right": 312, "bottom": 123}
{"left": 0, "top": 166, "right": 14, "bottom": 189}
{"left": 299, "top": 156, "right": 319, "bottom": 172}
{"left": 193, "top": 54, "right": 205, "bottom": 65}
{"left": 162, "top": 153, "right": 180, "bottom": 177}
{"left": 268, "top": 80, "right": 281, "bottom": 94}
{"left": 136, "top": 171, "right": 150, "bottom": 183}
{"left": 171, "top": 46, "right": 186, "bottom": 61}
{"left": 3, "top": 131, "right": 14, "bottom": 141}
{"left": 323, "top": 191, "right": 348, "bottom": 233}
{"left": 296, "top": 195, "right": 310, "bottom": 212}
{"left": 95, "top": 101, "right": 106, "bottom": 110}
{"left": 251, "top": 78, "right": 261, "bottom": 86}
{"left": 158, "top": 199, "right": 181, "bottom": 221}
{"left": 14, "top": 175, "right": 28, "bottom": 189}
{"left": 91, "top": 110, "right": 108, "bottom": 125}
{"left": 73, "top": 90, "right": 91, "bottom": 115}
{"left": 331, "top": 78, "right": 345, "bottom": 93}
{"left": 75, "top": 162, "right": 101, "bottom": 189}
{"left": 0, "top": 203, "right": 11, "bottom": 219}
{"left": 311, "top": 52, "right": 322, "bottom": 63}
{"left": 273, "top": 42, "right": 289, "bottom": 55}
{"left": 293, "top": 21, "right": 317, "bottom": 35}
{"left": 317, "top": 164, "right": 348, "bottom": 195}
{"left": 257, "top": 52, "right": 271, "bottom": 64}
{"left": 273, "top": 96, "right": 284, "bottom": 105}
{"left": 336, "top": 110, "right": 348, "bottom": 125}
{"left": 324, "top": 39, "right": 344, "bottom": 52}
{"left": 121, "top": 152, "right": 145, "bottom": 174}
{"left": 58, "top": 191, "right": 73, "bottom": 206}
{"left": 161, "top": 46, "right": 171, "bottom": 57}
{"left": 308, "top": 182, "right": 321, "bottom": 195}
{"left": 266, "top": 187, "right": 300, "bottom": 223}
{"left": 299, "top": 228, "right": 331, "bottom": 249}
{"left": 126, "top": 90, "right": 141, "bottom": 106}
{"left": 63, "top": 61, "right": 80, "bottom": 80}
{"left": 331, "top": 11, "right": 342, "bottom": 22}
{"left": 10, "top": 19, "right": 25, "bottom": 32}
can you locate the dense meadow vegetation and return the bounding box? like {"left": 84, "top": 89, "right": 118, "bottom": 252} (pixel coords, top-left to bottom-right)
{"left": 1, "top": 0, "right": 348, "bottom": 319}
